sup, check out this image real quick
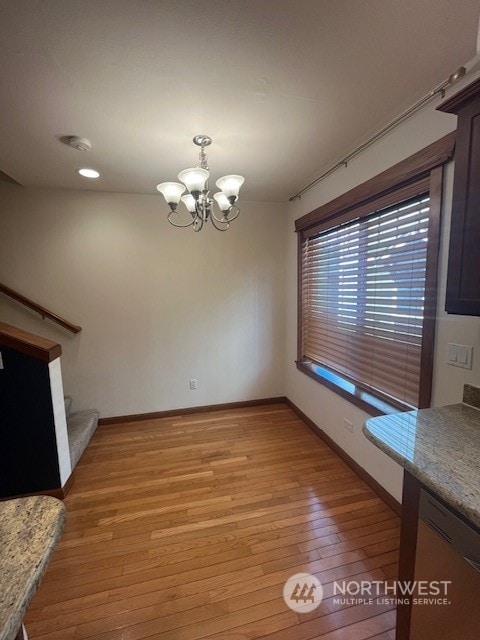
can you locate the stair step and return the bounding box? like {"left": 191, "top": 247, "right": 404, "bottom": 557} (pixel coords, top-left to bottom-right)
{"left": 67, "top": 409, "right": 100, "bottom": 468}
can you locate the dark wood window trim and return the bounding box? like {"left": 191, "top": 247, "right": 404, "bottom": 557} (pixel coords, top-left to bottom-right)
{"left": 418, "top": 165, "right": 443, "bottom": 408}
{"left": 295, "top": 132, "right": 454, "bottom": 233}
{"left": 296, "top": 134, "right": 453, "bottom": 415}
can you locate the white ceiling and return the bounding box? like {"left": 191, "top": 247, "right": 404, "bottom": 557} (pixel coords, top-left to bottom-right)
{"left": 0, "top": 0, "right": 478, "bottom": 202}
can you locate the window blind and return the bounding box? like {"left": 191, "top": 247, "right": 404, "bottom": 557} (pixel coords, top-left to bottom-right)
{"left": 300, "top": 194, "right": 431, "bottom": 408}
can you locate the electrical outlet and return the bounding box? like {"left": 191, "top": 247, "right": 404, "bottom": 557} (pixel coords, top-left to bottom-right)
{"left": 189, "top": 378, "right": 197, "bottom": 390}
{"left": 0, "top": 351, "right": 3, "bottom": 370}
{"left": 343, "top": 419, "right": 353, "bottom": 433}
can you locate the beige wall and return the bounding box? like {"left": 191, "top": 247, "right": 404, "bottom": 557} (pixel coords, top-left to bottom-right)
{"left": 285, "top": 76, "right": 480, "bottom": 503}
{"left": 0, "top": 186, "right": 287, "bottom": 417}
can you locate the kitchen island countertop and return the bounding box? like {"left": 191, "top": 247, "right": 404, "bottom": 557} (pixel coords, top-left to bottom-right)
{"left": 364, "top": 402, "right": 480, "bottom": 528}
{"left": 0, "top": 495, "right": 66, "bottom": 640}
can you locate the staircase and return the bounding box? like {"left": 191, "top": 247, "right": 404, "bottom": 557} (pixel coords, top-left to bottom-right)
{"left": 0, "top": 320, "right": 96, "bottom": 499}
{"left": 64, "top": 396, "right": 100, "bottom": 468}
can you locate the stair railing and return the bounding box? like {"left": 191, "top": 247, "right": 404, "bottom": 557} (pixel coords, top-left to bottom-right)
{"left": 0, "top": 282, "right": 82, "bottom": 334}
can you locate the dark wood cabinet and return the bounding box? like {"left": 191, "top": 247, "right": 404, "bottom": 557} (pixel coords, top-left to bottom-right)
{"left": 438, "top": 79, "right": 480, "bottom": 315}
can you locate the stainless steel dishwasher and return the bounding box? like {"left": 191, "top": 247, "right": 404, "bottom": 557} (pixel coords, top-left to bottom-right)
{"left": 409, "top": 488, "right": 480, "bottom": 639}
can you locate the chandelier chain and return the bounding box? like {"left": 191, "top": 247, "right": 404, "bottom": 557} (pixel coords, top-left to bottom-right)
{"left": 198, "top": 145, "right": 209, "bottom": 170}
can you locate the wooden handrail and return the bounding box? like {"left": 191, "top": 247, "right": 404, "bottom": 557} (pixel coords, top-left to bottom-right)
{"left": 0, "top": 283, "right": 82, "bottom": 334}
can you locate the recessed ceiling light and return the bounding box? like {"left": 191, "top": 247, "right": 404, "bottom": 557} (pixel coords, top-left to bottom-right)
{"left": 77, "top": 168, "right": 100, "bottom": 179}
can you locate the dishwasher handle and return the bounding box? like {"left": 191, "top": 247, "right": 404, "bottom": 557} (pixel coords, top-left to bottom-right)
{"left": 419, "top": 489, "right": 480, "bottom": 570}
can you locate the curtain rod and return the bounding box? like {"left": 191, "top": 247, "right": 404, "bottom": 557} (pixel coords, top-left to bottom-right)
{"left": 288, "top": 66, "right": 467, "bottom": 202}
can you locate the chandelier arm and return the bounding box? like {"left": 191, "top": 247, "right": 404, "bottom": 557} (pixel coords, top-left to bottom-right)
{"left": 167, "top": 210, "right": 196, "bottom": 228}
{"left": 210, "top": 215, "right": 230, "bottom": 232}
{"left": 228, "top": 204, "right": 240, "bottom": 222}
{"left": 195, "top": 195, "right": 209, "bottom": 221}
{"left": 193, "top": 216, "right": 204, "bottom": 232}
{"left": 211, "top": 204, "right": 240, "bottom": 224}
{"left": 195, "top": 200, "right": 203, "bottom": 219}
{"left": 210, "top": 209, "right": 229, "bottom": 224}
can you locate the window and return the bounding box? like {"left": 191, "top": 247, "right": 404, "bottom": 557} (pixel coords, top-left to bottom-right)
{"left": 296, "top": 133, "right": 455, "bottom": 415}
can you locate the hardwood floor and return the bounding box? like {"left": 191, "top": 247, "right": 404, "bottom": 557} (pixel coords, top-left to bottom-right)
{"left": 25, "top": 404, "right": 400, "bottom": 640}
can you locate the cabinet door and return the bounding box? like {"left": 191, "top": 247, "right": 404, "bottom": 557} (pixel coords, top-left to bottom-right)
{"left": 446, "top": 97, "right": 480, "bottom": 315}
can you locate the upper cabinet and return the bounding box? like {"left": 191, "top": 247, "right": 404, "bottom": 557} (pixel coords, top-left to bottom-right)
{"left": 438, "top": 79, "right": 480, "bottom": 315}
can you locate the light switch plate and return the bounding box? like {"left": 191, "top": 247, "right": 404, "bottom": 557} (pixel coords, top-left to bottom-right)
{"left": 447, "top": 343, "right": 457, "bottom": 364}
{"left": 0, "top": 351, "right": 3, "bottom": 369}
{"left": 447, "top": 343, "right": 473, "bottom": 369}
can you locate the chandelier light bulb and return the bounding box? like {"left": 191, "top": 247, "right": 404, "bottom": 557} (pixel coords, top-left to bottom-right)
{"left": 178, "top": 168, "right": 209, "bottom": 196}
{"left": 215, "top": 175, "right": 245, "bottom": 200}
{"left": 181, "top": 194, "right": 197, "bottom": 213}
{"left": 213, "top": 192, "right": 231, "bottom": 212}
{"left": 156, "top": 182, "right": 185, "bottom": 205}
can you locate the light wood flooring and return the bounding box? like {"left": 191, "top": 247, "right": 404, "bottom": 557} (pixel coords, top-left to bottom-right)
{"left": 25, "top": 403, "right": 400, "bottom": 640}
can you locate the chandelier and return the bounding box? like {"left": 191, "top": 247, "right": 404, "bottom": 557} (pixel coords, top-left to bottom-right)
{"left": 156, "top": 135, "right": 245, "bottom": 232}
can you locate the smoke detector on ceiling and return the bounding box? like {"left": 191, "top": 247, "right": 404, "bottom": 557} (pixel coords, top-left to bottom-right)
{"left": 62, "top": 136, "right": 92, "bottom": 152}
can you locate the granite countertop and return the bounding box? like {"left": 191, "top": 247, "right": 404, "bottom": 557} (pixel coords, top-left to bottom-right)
{"left": 364, "top": 402, "right": 480, "bottom": 528}
{"left": 0, "top": 496, "right": 66, "bottom": 640}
